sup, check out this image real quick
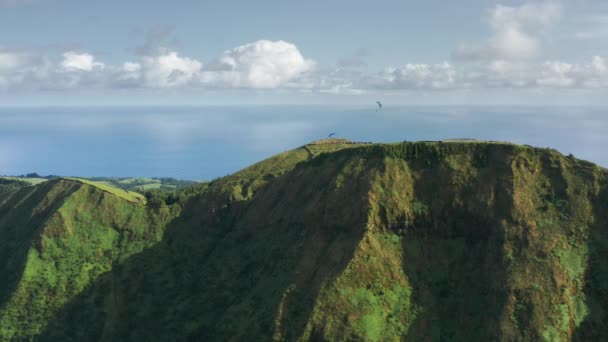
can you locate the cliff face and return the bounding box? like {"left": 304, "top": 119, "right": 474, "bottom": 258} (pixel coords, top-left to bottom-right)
{"left": 301, "top": 143, "right": 608, "bottom": 341}
{"left": 1, "top": 141, "right": 607, "bottom": 341}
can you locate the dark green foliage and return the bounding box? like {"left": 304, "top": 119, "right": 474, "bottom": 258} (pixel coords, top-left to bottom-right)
{"left": 1, "top": 140, "right": 608, "bottom": 341}
{"left": 0, "top": 180, "right": 180, "bottom": 339}
{"left": 0, "top": 178, "right": 30, "bottom": 194}
{"left": 143, "top": 182, "right": 210, "bottom": 207}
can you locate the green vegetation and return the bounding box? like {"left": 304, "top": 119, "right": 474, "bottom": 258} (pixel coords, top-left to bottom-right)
{"left": 1, "top": 139, "right": 608, "bottom": 341}
{"left": 0, "top": 179, "right": 180, "bottom": 339}
{"left": 65, "top": 178, "right": 147, "bottom": 204}
{"left": 91, "top": 176, "right": 197, "bottom": 191}
{"left": 0, "top": 178, "right": 31, "bottom": 195}
{"left": 0, "top": 175, "right": 197, "bottom": 194}
{"left": 0, "top": 176, "right": 48, "bottom": 185}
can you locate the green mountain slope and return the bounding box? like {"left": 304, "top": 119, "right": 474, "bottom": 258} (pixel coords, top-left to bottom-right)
{"left": 0, "top": 179, "right": 180, "bottom": 339}
{"left": 1, "top": 140, "right": 608, "bottom": 341}
{"left": 0, "top": 178, "right": 32, "bottom": 195}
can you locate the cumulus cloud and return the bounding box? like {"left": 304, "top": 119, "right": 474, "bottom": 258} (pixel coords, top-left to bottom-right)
{"left": 454, "top": 56, "right": 608, "bottom": 89}
{"left": 60, "top": 51, "right": 104, "bottom": 71}
{"left": 593, "top": 56, "right": 607, "bottom": 73}
{"left": 201, "top": 40, "right": 315, "bottom": 88}
{"left": 536, "top": 57, "right": 608, "bottom": 88}
{"left": 315, "top": 67, "right": 366, "bottom": 94}
{"left": 0, "top": 50, "right": 41, "bottom": 90}
{"left": 479, "top": 60, "right": 535, "bottom": 87}
{"left": 120, "top": 62, "right": 141, "bottom": 79}
{"left": 453, "top": 2, "right": 561, "bottom": 60}
{"left": 0, "top": 41, "right": 316, "bottom": 91}
{"left": 0, "top": 49, "right": 106, "bottom": 90}
{"left": 537, "top": 61, "right": 575, "bottom": 87}
{"left": 377, "top": 62, "right": 457, "bottom": 90}
{"left": 333, "top": 56, "right": 608, "bottom": 92}
{"left": 140, "top": 51, "right": 202, "bottom": 87}
{"left": 0, "top": 38, "right": 607, "bottom": 94}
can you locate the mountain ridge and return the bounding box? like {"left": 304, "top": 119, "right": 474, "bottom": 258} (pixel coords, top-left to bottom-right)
{"left": 1, "top": 140, "right": 607, "bottom": 341}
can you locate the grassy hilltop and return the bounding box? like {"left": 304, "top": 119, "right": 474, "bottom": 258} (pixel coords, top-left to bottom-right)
{"left": 0, "top": 176, "right": 197, "bottom": 195}
{"left": 1, "top": 139, "right": 608, "bottom": 341}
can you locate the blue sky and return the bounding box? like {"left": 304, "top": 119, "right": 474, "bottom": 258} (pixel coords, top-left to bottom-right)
{"left": 1, "top": 0, "right": 608, "bottom": 105}
{"left": 1, "top": 1, "right": 607, "bottom": 178}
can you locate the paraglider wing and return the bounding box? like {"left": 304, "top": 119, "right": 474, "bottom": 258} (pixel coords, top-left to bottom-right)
{"left": 376, "top": 101, "right": 382, "bottom": 110}
{"left": 328, "top": 132, "right": 336, "bottom": 138}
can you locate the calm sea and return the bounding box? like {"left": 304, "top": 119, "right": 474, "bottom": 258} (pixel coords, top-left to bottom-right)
{"left": 0, "top": 106, "right": 606, "bottom": 180}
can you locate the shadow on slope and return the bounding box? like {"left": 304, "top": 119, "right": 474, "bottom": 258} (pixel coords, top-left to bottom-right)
{"left": 40, "top": 148, "right": 378, "bottom": 341}
{"left": 384, "top": 143, "right": 515, "bottom": 340}
{"left": 391, "top": 144, "right": 608, "bottom": 341}
{"left": 0, "top": 180, "right": 81, "bottom": 310}
{"left": 573, "top": 170, "right": 608, "bottom": 340}
{"left": 37, "top": 141, "right": 608, "bottom": 341}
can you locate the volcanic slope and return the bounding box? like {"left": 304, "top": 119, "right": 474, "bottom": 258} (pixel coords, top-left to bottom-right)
{"left": 1, "top": 140, "right": 608, "bottom": 341}
{"left": 0, "top": 179, "right": 179, "bottom": 339}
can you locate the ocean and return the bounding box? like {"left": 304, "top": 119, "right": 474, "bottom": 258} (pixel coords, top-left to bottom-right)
{"left": 0, "top": 105, "right": 606, "bottom": 180}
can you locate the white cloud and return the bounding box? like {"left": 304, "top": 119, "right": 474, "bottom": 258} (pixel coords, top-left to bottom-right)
{"left": 0, "top": 52, "right": 21, "bottom": 71}
{"left": 0, "top": 51, "right": 41, "bottom": 90}
{"left": 140, "top": 51, "right": 202, "bottom": 87}
{"left": 474, "top": 60, "right": 535, "bottom": 88}
{"left": 491, "top": 26, "right": 539, "bottom": 60}
{"left": 375, "top": 62, "right": 457, "bottom": 90}
{"left": 0, "top": 41, "right": 316, "bottom": 91}
{"left": 454, "top": 2, "right": 561, "bottom": 60}
{"left": 537, "top": 61, "right": 575, "bottom": 87}
{"left": 202, "top": 40, "right": 315, "bottom": 88}
{"left": 351, "top": 55, "right": 608, "bottom": 91}
{"left": 318, "top": 84, "right": 363, "bottom": 95}
{"left": 120, "top": 61, "right": 141, "bottom": 80}
{"left": 1, "top": 38, "right": 607, "bottom": 95}
{"left": 514, "top": 57, "right": 608, "bottom": 88}
{"left": 122, "top": 62, "right": 141, "bottom": 73}
{"left": 593, "top": 56, "right": 607, "bottom": 73}
{"left": 61, "top": 51, "right": 104, "bottom": 71}
{"left": 302, "top": 66, "right": 362, "bottom": 94}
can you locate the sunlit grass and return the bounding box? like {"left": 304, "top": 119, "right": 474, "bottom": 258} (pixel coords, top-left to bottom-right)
{"left": 65, "top": 178, "right": 146, "bottom": 204}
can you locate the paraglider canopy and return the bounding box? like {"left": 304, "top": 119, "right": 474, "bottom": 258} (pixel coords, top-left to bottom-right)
{"left": 376, "top": 101, "right": 382, "bottom": 111}
{"left": 328, "top": 132, "right": 336, "bottom": 138}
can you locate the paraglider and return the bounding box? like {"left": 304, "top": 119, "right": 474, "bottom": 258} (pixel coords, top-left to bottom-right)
{"left": 328, "top": 132, "right": 336, "bottom": 138}
{"left": 376, "top": 101, "right": 382, "bottom": 111}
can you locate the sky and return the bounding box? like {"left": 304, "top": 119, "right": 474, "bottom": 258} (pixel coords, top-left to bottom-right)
{"left": 1, "top": 0, "right": 607, "bottom": 179}
{"left": 1, "top": 0, "right": 608, "bottom": 105}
